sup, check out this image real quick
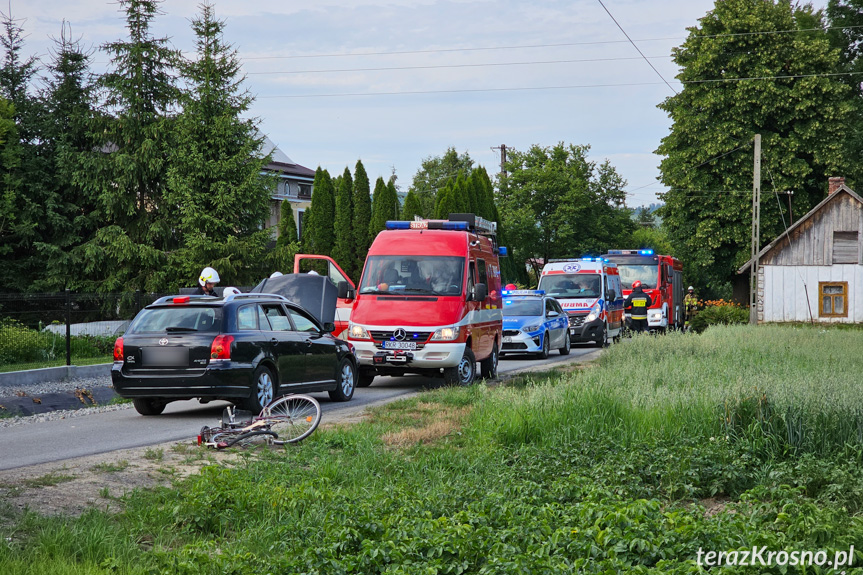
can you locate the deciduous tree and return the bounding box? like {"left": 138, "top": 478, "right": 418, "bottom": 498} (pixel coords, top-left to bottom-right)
{"left": 657, "top": 0, "right": 852, "bottom": 296}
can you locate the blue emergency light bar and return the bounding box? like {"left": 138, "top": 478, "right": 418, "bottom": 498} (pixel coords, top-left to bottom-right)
{"left": 385, "top": 220, "right": 469, "bottom": 231}
{"left": 502, "top": 289, "right": 545, "bottom": 296}
{"left": 606, "top": 249, "right": 654, "bottom": 256}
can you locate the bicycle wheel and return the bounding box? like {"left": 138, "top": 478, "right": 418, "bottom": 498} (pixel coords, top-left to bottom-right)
{"left": 261, "top": 394, "right": 322, "bottom": 444}
{"left": 221, "top": 430, "right": 278, "bottom": 448}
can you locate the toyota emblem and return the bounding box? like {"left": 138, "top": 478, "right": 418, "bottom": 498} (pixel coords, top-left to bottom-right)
{"left": 159, "top": 338, "right": 169, "bottom": 346}
{"left": 393, "top": 328, "right": 407, "bottom": 341}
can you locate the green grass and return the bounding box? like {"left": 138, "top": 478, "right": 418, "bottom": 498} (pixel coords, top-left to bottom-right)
{"left": 1, "top": 324, "right": 862, "bottom": 574}
{"left": 90, "top": 461, "right": 129, "bottom": 474}
{"left": 17, "top": 472, "right": 77, "bottom": 489}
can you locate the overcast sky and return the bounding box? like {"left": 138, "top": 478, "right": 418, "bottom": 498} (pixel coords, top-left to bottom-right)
{"left": 5, "top": 0, "right": 830, "bottom": 207}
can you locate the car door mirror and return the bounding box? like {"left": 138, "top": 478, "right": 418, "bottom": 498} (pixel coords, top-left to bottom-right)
{"left": 337, "top": 281, "right": 354, "bottom": 300}
{"left": 547, "top": 310, "right": 559, "bottom": 318}
{"left": 607, "top": 289, "right": 616, "bottom": 301}
{"left": 323, "top": 321, "right": 336, "bottom": 333}
{"left": 471, "top": 283, "right": 488, "bottom": 302}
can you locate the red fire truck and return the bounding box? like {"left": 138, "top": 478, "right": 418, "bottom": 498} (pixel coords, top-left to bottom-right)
{"left": 347, "top": 213, "right": 505, "bottom": 387}
{"left": 601, "top": 249, "right": 684, "bottom": 332}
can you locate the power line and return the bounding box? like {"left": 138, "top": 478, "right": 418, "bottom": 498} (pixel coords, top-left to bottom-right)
{"left": 245, "top": 55, "right": 671, "bottom": 75}
{"left": 258, "top": 70, "right": 863, "bottom": 98}
{"left": 596, "top": 0, "right": 679, "bottom": 95}
{"left": 238, "top": 24, "right": 863, "bottom": 62}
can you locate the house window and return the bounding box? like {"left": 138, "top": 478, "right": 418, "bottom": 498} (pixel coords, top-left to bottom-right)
{"left": 819, "top": 282, "right": 848, "bottom": 318}
{"left": 833, "top": 231, "right": 859, "bottom": 264}
{"left": 298, "top": 184, "right": 312, "bottom": 199}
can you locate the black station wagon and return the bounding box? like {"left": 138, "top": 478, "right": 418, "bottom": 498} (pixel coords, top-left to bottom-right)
{"left": 112, "top": 293, "right": 357, "bottom": 415}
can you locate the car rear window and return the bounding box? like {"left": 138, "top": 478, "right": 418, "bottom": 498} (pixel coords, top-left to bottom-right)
{"left": 128, "top": 306, "right": 222, "bottom": 334}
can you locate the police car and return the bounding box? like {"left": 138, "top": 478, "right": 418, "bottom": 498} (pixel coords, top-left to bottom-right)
{"left": 500, "top": 290, "right": 571, "bottom": 358}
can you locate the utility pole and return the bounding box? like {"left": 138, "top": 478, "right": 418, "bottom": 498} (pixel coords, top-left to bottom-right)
{"left": 491, "top": 144, "right": 507, "bottom": 177}
{"left": 749, "top": 134, "right": 761, "bottom": 325}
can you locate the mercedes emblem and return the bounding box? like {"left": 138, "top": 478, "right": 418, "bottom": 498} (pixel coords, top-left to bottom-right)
{"left": 393, "top": 328, "right": 407, "bottom": 341}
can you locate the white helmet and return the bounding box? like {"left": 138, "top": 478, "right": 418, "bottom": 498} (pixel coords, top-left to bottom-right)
{"left": 199, "top": 267, "right": 220, "bottom": 286}
{"left": 223, "top": 286, "right": 241, "bottom": 297}
{"left": 307, "top": 270, "right": 319, "bottom": 276}
{"left": 688, "top": 286, "right": 694, "bottom": 291}
{"left": 269, "top": 271, "right": 283, "bottom": 278}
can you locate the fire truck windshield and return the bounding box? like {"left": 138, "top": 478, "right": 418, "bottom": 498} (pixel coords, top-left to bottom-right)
{"left": 615, "top": 264, "right": 658, "bottom": 289}
{"left": 359, "top": 255, "right": 465, "bottom": 296}
{"left": 538, "top": 274, "right": 601, "bottom": 297}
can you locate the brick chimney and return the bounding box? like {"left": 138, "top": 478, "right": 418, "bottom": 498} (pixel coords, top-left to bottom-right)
{"left": 828, "top": 176, "right": 845, "bottom": 194}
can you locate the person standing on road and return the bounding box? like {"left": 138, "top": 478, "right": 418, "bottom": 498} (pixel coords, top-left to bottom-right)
{"left": 195, "top": 267, "right": 220, "bottom": 296}
{"left": 624, "top": 280, "right": 653, "bottom": 333}
{"left": 684, "top": 285, "right": 698, "bottom": 330}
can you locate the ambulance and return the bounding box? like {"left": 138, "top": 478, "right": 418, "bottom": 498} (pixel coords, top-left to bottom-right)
{"left": 537, "top": 258, "right": 624, "bottom": 347}
{"left": 347, "top": 214, "right": 505, "bottom": 387}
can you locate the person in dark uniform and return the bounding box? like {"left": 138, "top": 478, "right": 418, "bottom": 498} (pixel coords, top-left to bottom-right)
{"left": 624, "top": 280, "right": 653, "bottom": 333}
{"left": 194, "top": 267, "right": 220, "bottom": 296}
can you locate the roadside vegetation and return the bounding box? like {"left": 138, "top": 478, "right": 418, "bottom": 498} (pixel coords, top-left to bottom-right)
{"left": 2, "top": 325, "right": 863, "bottom": 573}
{"left": 0, "top": 319, "right": 113, "bottom": 373}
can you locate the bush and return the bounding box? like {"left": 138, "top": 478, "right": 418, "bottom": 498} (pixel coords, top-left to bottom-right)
{"left": 690, "top": 300, "right": 748, "bottom": 333}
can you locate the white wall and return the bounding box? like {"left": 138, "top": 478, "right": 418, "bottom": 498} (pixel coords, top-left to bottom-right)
{"left": 760, "top": 265, "right": 863, "bottom": 323}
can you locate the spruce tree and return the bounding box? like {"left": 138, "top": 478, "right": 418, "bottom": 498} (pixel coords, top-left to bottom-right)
{"left": 332, "top": 167, "right": 355, "bottom": 276}
{"left": 74, "top": 0, "right": 181, "bottom": 291}
{"left": 34, "top": 25, "right": 101, "bottom": 291}
{"left": 0, "top": 14, "right": 49, "bottom": 291}
{"left": 166, "top": 2, "right": 272, "bottom": 288}
{"left": 352, "top": 159, "right": 372, "bottom": 275}
{"left": 307, "top": 167, "right": 335, "bottom": 255}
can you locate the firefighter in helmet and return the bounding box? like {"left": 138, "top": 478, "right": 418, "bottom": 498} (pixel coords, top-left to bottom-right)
{"left": 684, "top": 285, "right": 698, "bottom": 330}
{"left": 624, "top": 280, "right": 653, "bottom": 333}
{"left": 195, "top": 267, "right": 220, "bottom": 296}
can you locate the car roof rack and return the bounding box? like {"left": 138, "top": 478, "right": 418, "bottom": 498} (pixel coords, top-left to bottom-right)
{"left": 152, "top": 294, "right": 218, "bottom": 305}
{"left": 223, "top": 293, "right": 291, "bottom": 303}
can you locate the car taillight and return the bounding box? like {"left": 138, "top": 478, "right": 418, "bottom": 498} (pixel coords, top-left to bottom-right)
{"left": 210, "top": 335, "right": 234, "bottom": 360}
{"left": 113, "top": 337, "right": 124, "bottom": 362}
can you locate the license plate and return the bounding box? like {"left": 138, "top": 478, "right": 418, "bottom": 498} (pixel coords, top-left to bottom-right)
{"left": 143, "top": 347, "right": 189, "bottom": 366}
{"left": 502, "top": 336, "right": 512, "bottom": 343}
{"left": 382, "top": 341, "right": 416, "bottom": 350}
{"left": 569, "top": 329, "right": 576, "bottom": 335}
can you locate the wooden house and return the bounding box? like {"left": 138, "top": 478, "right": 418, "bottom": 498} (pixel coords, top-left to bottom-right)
{"left": 737, "top": 177, "right": 863, "bottom": 323}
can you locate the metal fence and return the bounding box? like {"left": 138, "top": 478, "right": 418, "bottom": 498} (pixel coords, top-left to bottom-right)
{"left": 0, "top": 291, "right": 171, "bottom": 372}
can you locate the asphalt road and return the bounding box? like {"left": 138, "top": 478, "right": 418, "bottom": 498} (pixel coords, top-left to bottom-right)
{"left": 0, "top": 345, "right": 600, "bottom": 471}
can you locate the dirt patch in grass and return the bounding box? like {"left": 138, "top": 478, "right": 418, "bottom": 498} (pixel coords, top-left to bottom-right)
{"left": 381, "top": 405, "right": 472, "bottom": 447}
{"left": 698, "top": 496, "right": 734, "bottom": 517}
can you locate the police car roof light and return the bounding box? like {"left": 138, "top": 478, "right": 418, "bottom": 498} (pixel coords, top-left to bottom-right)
{"left": 502, "top": 289, "right": 545, "bottom": 296}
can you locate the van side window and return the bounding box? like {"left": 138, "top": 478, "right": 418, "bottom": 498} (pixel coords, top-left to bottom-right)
{"left": 468, "top": 261, "right": 476, "bottom": 293}
{"left": 477, "top": 259, "right": 487, "bottom": 285}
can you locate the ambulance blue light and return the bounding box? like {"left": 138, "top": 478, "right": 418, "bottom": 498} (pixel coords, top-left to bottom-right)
{"left": 639, "top": 249, "right": 654, "bottom": 255}
{"left": 385, "top": 221, "right": 411, "bottom": 230}
{"left": 499, "top": 246, "right": 508, "bottom": 256}
{"left": 502, "top": 289, "right": 545, "bottom": 296}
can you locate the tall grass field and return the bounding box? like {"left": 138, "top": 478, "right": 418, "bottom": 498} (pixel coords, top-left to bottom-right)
{"left": 1, "top": 325, "right": 862, "bottom": 574}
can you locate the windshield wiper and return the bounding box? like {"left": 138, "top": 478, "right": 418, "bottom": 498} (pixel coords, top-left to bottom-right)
{"left": 165, "top": 326, "right": 198, "bottom": 332}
